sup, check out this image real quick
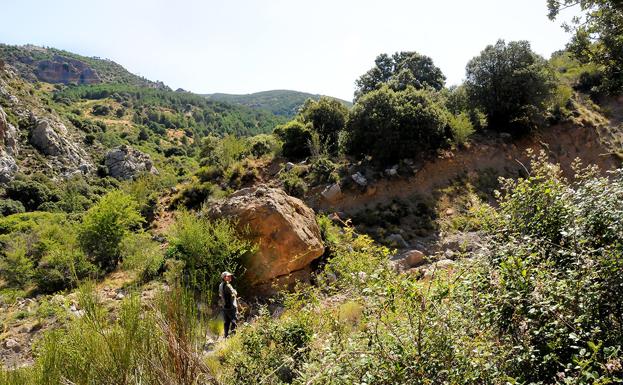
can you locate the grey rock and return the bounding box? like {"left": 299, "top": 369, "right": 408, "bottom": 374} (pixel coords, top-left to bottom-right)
{"left": 4, "top": 338, "right": 20, "bottom": 352}
{"left": 386, "top": 233, "right": 410, "bottom": 249}
{"left": 29, "top": 117, "right": 91, "bottom": 172}
{"left": 284, "top": 162, "right": 295, "bottom": 171}
{"left": 321, "top": 183, "right": 342, "bottom": 203}
{"left": 0, "top": 106, "right": 19, "bottom": 156}
{"left": 104, "top": 145, "right": 158, "bottom": 180}
{"left": 0, "top": 151, "right": 17, "bottom": 183}
{"left": 390, "top": 249, "right": 427, "bottom": 272}
{"left": 351, "top": 172, "right": 367, "bottom": 187}
{"left": 385, "top": 165, "right": 399, "bottom": 177}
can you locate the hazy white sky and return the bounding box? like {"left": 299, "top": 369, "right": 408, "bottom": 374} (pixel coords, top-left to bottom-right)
{"left": 2, "top": 0, "right": 577, "bottom": 101}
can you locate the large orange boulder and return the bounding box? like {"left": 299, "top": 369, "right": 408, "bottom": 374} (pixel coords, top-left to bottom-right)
{"left": 208, "top": 185, "right": 324, "bottom": 286}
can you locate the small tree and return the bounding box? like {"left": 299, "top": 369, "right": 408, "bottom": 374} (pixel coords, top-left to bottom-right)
{"left": 78, "top": 191, "right": 143, "bottom": 271}
{"left": 465, "top": 40, "right": 556, "bottom": 135}
{"left": 346, "top": 85, "right": 449, "bottom": 164}
{"left": 355, "top": 51, "right": 446, "bottom": 99}
{"left": 273, "top": 120, "right": 313, "bottom": 160}
{"left": 298, "top": 97, "right": 348, "bottom": 155}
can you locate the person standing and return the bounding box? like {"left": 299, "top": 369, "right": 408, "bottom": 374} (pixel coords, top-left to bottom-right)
{"left": 219, "top": 271, "right": 238, "bottom": 338}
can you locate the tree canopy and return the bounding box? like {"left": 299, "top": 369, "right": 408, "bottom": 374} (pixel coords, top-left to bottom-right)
{"left": 298, "top": 97, "right": 348, "bottom": 155}
{"left": 346, "top": 85, "right": 449, "bottom": 164}
{"left": 548, "top": 0, "right": 623, "bottom": 93}
{"left": 355, "top": 52, "right": 446, "bottom": 100}
{"left": 465, "top": 40, "right": 556, "bottom": 135}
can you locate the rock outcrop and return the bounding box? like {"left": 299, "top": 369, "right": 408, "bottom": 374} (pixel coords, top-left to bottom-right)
{"left": 29, "top": 117, "right": 91, "bottom": 173}
{"left": 0, "top": 106, "right": 18, "bottom": 183}
{"left": 208, "top": 185, "right": 324, "bottom": 287}
{"left": 104, "top": 145, "right": 158, "bottom": 180}
{"left": 35, "top": 55, "right": 101, "bottom": 85}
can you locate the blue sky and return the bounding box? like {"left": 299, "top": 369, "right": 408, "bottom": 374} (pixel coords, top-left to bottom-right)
{"left": 2, "top": 0, "right": 578, "bottom": 101}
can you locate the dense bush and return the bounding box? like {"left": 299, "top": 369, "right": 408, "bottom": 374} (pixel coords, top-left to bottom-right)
{"left": 279, "top": 169, "right": 308, "bottom": 198}
{"left": 0, "top": 199, "right": 25, "bottom": 216}
{"left": 78, "top": 191, "right": 144, "bottom": 271}
{"left": 5, "top": 177, "right": 60, "bottom": 211}
{"left": 298, "top": 97, "right": 348, "bottom": 155}
{"left": 355, "top": 51, "right": 446, "bottom": 99}
{"left": 167, "top": 211, "right": 255, "bottom": 302}
{"left": 346, "top": 85, "right": 449, "bottom": 163}
{"left": 273, "top": 120, "right": 313, "bottom": 160}
{"left": 465, "top": 40, "right": 556, "bottom": 135}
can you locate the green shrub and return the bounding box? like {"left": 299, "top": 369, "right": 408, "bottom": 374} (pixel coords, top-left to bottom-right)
{"left": 0, "top": 238, "right": 33, "bottom": 288}
{"left": 280, "top": 169, "right": 307, "bottom": 198}
{"left": 248, "top": 134, "right": 279, "bottom": 158}
{"left": 346, "top": 85, "right": 449, "bottom": 163}
{"left": 91, "top": 104, "right": 111, "bottom": 116}
{"left": 5, "top": 177, "right": 60, "bottom": 211}
{"left": 273, "top": 120, "right": 312, "bottom": 160}
{"left": 308, "top": 156, "right": 339, "bottom": 185}
{"left": 121, "top": 232, "right": 164, "bottom": 281}
{"left": 0, "top": 199, "right": 25, "bottom": 216}
{"left": 167, "top": 211, "right": 255, "bottom": 302}
{"left": 448, "top": 112, "right": 475, "bottom": 146}
{"left": 465, "top": 40, "right": 556, "bottom": 135}
{"left": 298, "top": 97, "right": 348, "bottom": 155}
{"left": 78, "top": 191, "right": 144, "bottom": 271}
{"left": 34, "top": 245, "right": 96, "bottom": 293}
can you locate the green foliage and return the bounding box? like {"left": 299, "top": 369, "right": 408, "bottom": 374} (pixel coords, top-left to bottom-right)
{"left": 355, "top": 51, "right": 446, "bottom": 99}
{"left": 448, "top": 112, "right": 475, "bottom": 146}
{"left": 121, "top": 232, "right": 165, "bottom": 281}
{"left": 465, "top": 40, "right": 556, "bottom": 135}
{"left": 0, "top": 199, "right": 25, "bottom": 216}
{"left": 78, "top": 191, "right": 144, "bottom": 271}
{"left": 248, "top": 134, "right": 280, "bottom": 158}
{"left": 0, "top": 238, "right": 33, "bottom": 288}
{"left": 279, "top": 169, "right": 308, "bottom": 198}
{"left": 298, "top": 97, "right": 348, "bottom": 155}
{"left": 346, "top": 85, "right": 449, "bottom": 164}
{"left": 308, "top": 156, "right": 339, "bottom": 185}
{"left": 548, "top": 0, "right": 623, "bottom": 94}
{"left": 5, "top": 176, "right": 60, "bottom": 211}
{"left": 205, "top": 90, "right": 352, "bottom": 118}
{"left": 167, "top": 211, "right": 255, "bottom": 302}
{"left": 273, "top": 120, "right": 313, "bottom": 160}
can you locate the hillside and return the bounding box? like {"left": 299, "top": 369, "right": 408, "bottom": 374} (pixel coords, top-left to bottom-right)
{"left": 0, "top": 44, "right": 168, "bottom": 89}
{"left": 204, "top": 90, "right": 352, "bottom": 117}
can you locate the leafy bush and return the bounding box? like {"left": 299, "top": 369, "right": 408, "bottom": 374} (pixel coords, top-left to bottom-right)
{"left": 273, "top": 120, "right": 312, "bottom": 160}
{"left": 346, "top": 85, "right": 449, "bottom": 164}
{"left": 355, "top": 51, "right": 446, "bottom": 99}
{"left": 0, "top": 238, "right": 33, "bottom": 288}
{"left": 5, "top": 177, "right": 60, "bottom": 211}
{"left": 121, "top": 232, "right": 164, "bottom": 281}
{"left": 167, "top": 211, "right": 255, "bottom": 302}
{"left": 0, "top": 199, "right": 25, "bottom": 216}
{"left": 91, "top": 104, "right": 111, "bottom": 116}
{"left": 78, "top": 191, "right": 144, "bottom": 271}
{"left": 298, "top": 97, "right": 348, "bottom": 155}
{"left": 279, "top": 169, "right": 307, "bottom": 198}
{"left": 448, "top": 112, "right": 475, "bottom": 146}
{"left": 465, "top": 40, "right": 556, "bottom": 135}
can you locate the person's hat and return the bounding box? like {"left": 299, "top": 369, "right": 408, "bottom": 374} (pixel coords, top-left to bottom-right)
{"left": 221, "top": 271, "right": 233, "bottom": 279}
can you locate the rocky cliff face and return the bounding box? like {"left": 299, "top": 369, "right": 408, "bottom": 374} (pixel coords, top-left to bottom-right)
{"left": 208, "top": 185, "right": 324, "bottom": 289}
{"left": 34, "top": 55, "right": 101, "bottom": 85}
{"left": 0, "top": 106, "right": 19, "bottom": 182}
{"left": 104, "top": 146, "right": 158, "bottom": 180}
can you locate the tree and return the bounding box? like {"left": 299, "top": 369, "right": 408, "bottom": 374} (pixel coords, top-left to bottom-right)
{"left": 355, "top": 52, "right": 446, "bottom": 100}
{"left": 465, "top": 40, "right": 556, "bottom": 135}
{"left": 345, "top": 85, "right": 449, "bottom": 164}
{"left": 298, "top": 97, "right": 348, "bottom": 155}
{"left": 273, "top": 121, "right": 313, "bottom": 160}
{"left": 78, "top": 191, "right": 143, "bottom": 271}
{"left": 548, "top": 0, "right": 623, "bottom": 93}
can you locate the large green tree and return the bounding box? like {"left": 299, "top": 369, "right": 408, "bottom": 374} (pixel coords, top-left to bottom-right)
{"left": 548, "top": 0, "right": 623, "bottom": 93}
{"left": 355, "top": 52, "right": 446, "bottom": 100}
{"left": 298, "top": 97, "right": 348, "bottom": 155}
{"left": 346, "top": 85, "right": 449, "bottom": 164}
{"left": 465, "top": 40, "right": 556, "bottom": 135}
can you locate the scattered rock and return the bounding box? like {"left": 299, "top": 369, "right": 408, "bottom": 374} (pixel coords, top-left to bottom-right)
{"left": 437, "top": 232, "right": 482, "bottom": 253}
{"left": 390, "top": 249, "right": 427, "bottom": 272}
{"left": 385, "top": 233, "right": 410, "bottom": 249}
{"left": 385, "top": 165, "right": 399, "bottom": 177}
{"left": 0, "top": 151, "right": 17, "bottom": 183}
{"left": 104, "top": 145, "right": 158, "bottom": 180}
{"left": 208, "top": 185, "right": 324, "bottom": 287}
{"left": 351, "top": 172, "right": 367, "bottom": 187}
{"left": 499, "top": 132, "right": 512, "bottom": 140}
{"left": 115, "top": 292, "right": 125, "bottom": 300}
{"left": 321, "top": 183, "right": 343, "bottom": 203}
{"left": 0, "top": 106, "right": 19, "bottom": 156}
{"left": 4, "top": 338, "right": 20, "bottom": 353}
{"left": 284, "top": 162, "right": 295, "bottom": 171}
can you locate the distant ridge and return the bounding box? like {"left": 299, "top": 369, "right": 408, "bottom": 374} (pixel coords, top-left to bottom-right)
{"left": 203, "top": 89, "right": 352, "bottom": 118}
{"left": 0, "top": 44, "right": 169, "bottom": 90}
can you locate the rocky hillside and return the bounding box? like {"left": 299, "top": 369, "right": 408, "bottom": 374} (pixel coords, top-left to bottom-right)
{"left": 204, "top": 90, "right": 352, "bottom": 117}
{"left": 0, "top": 44, "right": 167, "bottom": 89}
